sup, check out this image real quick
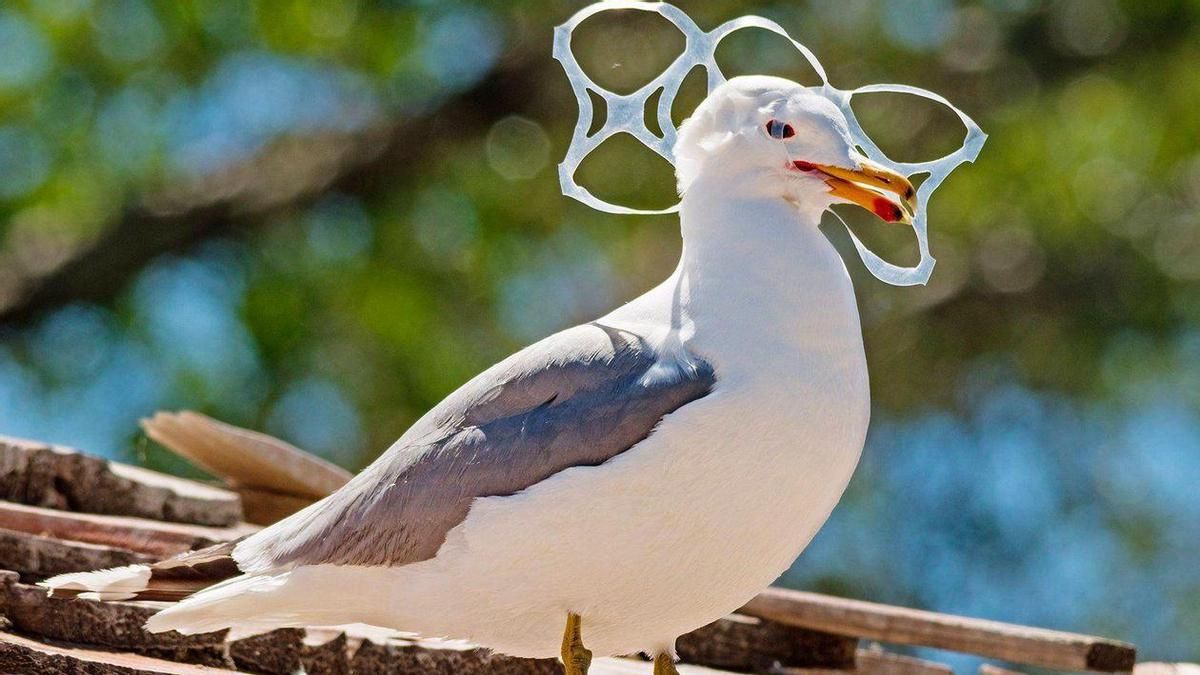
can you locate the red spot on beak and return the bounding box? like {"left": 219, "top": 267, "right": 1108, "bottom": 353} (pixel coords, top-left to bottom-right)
{"left": 872, "top": 197, "right": 903, "bottom": 223}
{"left": 792, "top": 160, "right": 817, "bottom": 172}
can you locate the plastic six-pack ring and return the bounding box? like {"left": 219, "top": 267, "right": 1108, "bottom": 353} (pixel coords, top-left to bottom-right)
{"left": 553, "top": 1, "right": 987, "bottom": 286}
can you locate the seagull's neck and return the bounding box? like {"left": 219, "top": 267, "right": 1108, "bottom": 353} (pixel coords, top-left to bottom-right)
{"left": 665, "top": 176, "right": 867, "bottom": 378}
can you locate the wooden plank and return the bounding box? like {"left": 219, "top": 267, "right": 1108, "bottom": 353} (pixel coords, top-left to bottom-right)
{"left": 677, "top": 613, "right": 855, "bottom": 672}
{"left": 0, "top": 500, "right": 257, "bottom": 558}
{"left": 0, "top": 527, "right": 154, "bottom": 577}
{"left": 226, "top": 628, "right": 305, "bottom": 674}
{"left": 768, "top": 670, "right": 849, "bottom": 675}
{"left": 349, "top": 616, "right": 852, "bottom": 674}
{"left": 741, "top": 588, "right": 1136, "bottom": 672}
{"left": 0, "top": 571, "right": 226, "bottom": 656}
{"left": 775, "top": 647, "right": 951, "bottom": 675}
{"left": 300, "top": 631, "right": 350, "bottom": 675}
{"left": 857, "top": 648, "right": 953, "bottom": 675}
{"left": 233, "top": 487, "right": 317, "bottom": 526}
{"left": 342, "top": 635, "right": 560, "bottom": 675}
{"left": 348, "top": 637, "right": 736, "bottom": 675}
{"left": 142, "top": 412, "right": 350, "bottom": 500}
{"left": 3, "top": 573, "right": 337, "bottom": 672}
{"left": 344, "top": 620, "right": 845, "bottom": 675}
{"left": 591, "top": 658, "right": 741, "bottom": 674}
{"left": 0, "top": 435, "right": 242, "bottom": 526}
{"left": 0, "top": 631, "right": 245, "bottom": 675}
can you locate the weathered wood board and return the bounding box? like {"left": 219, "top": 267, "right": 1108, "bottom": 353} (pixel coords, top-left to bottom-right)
{"left": 0, "top": 436, "right": 241, "bottom": 526}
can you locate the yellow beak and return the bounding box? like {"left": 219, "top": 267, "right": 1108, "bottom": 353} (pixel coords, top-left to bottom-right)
{"left": 793, "top": 159, "right": 916, "bottom": 224}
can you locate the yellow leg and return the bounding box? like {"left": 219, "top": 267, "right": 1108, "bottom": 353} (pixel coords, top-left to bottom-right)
{"left": 561, "top": 613, "right": 592, "bottom": 675}
{"left": 654, "top": 652, "right": 680, "bottom": 675}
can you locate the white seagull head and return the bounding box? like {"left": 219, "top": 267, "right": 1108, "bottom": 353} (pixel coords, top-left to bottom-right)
{"left": 676, "top": 75, "right": 916, "bottom": 225}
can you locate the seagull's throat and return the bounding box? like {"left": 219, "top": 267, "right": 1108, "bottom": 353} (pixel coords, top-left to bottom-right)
{"left": 675, "top": 174, "right": 867, "bottom": 379}
{"left": 682, "top": 171, "right": 829, "bottom": 236}
{"left": 678, "top": 178, "right": 838, "bottom": 294}
{"left": 782, "top": 188, "right": 837, "bottom": 225}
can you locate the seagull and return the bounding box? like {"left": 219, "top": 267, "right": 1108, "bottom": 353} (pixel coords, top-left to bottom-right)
{"left": 44, "top": 75, "right": 916, "bottom": 675}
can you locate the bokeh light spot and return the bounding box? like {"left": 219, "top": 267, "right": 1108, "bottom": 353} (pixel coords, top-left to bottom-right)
{"left": 1049, "top": 0, "right": 1128, "bottom": 58}
{"left": 0, "top": 11, "right": 51, "bottom": 90}
{"left": 92, "top": 0, "right": 167, "bottom": 64}
{"left": 486, "top": 116, "right": 551, "bottom": 181}
{"left": 0, "top": 127, "right": 51, "bottom": 200}
{"left": 410, "top": 187, "right": 480, "bottom": 262}
{"left": 306, "top": 194, "right": 375, "bottom": 264}
{"left": 419, "top": 8, "right": 502, "bottom": 90}
{"left": 267, "top": 377, "right": 364, "bottom": 463}
{"left": 882, "top": 0, "right": 954, "bottom": 51}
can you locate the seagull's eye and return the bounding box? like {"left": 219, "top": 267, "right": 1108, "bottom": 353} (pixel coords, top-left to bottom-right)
{"left": 765, "top": 119, "right": 795, "bottom": 140}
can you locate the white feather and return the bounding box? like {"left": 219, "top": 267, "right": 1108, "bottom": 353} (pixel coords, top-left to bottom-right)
{"left": 41, "top": 565, "right": 152, "bottom": 601}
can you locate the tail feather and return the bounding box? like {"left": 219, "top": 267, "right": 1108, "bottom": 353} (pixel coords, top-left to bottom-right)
{"left": 41, "top": 565, "right": 152, "bottom": 601}
{"left": 143, "top": 565, "right": 405, "bottom": 637}
{"left": 41, "top": 540, "right": 241, "bottom": 602}
{"left": 43, "top": 547, "right": 412, "bottom": 640}
{"left": 144, "top": 572, "right": 290, "bottom": 635}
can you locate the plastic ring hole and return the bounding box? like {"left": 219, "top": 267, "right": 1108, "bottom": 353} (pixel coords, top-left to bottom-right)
{"left": 570, "top": 9, "right": 687, "bottom": 95}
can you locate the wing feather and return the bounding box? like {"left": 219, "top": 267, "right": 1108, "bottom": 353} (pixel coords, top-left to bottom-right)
{"left": 234, "top": 322, "right": 714, "bottom": 572}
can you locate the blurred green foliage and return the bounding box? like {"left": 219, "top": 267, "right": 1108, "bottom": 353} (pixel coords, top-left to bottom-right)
{"left": 0, "top": 0, "right": 1198, "bottom": 666}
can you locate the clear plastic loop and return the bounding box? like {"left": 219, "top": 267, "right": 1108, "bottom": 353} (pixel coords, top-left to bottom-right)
{"left": 835, "top": 83, "right": 987, "bottom": 285}
{"left": 553, "top": 1, "right": 715, "bottom": 215}
{"left": 553, "top": 1, "right": 986, "bottom": 286}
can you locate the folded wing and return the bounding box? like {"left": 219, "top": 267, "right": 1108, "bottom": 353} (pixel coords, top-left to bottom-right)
{"left": 234, "top": 321, "right": 715, "bottom": 572}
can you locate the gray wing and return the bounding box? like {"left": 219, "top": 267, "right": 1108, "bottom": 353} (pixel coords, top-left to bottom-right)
{"left": 235, "top": 321, "right": 715, "bottom": 571}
